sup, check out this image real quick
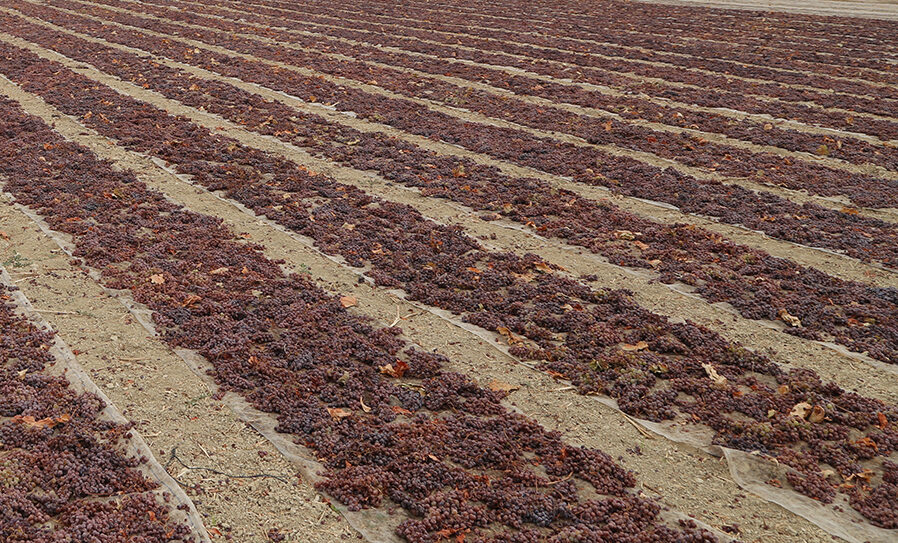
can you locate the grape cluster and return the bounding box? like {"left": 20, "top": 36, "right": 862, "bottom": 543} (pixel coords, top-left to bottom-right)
{"left": 0, "top": 288, "right": 192, "bottom": 541}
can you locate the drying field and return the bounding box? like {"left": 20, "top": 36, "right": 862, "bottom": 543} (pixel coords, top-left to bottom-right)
{"left": 1, "top": 0, "right": 897, "bottom": 541}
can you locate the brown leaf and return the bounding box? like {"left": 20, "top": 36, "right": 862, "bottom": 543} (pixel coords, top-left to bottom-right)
{"left": 497, "top": 326, "right": 524, "bottom": 346}
{"left": 149, "top": 274, "right": 165, "bottom": 285}
{"left": 613, "top": 229, "right": 638, "bottom": 241}
{"left": 621, "top": 341, "right": 649, "bottom": 352}
{"left": 488, "top": 380, "right": 520, "bottom": 394}
{"left": 0, "top": 230, "right": 9, "bottom": 240}
{"left": 14, "top": 413, "right": 70, "bottom": 430}
{"left": 777, "top": 384, "right": 790, "bottom": 395}
{"left": 632, "top": 240, "right": 650, "bottom": 250}
{"left": 853, "top": 437, "right": 878, "bottom": 452}
{"left": 359, "top": 397, "right": 372, "bottom": 413}
{"left": 808, "top": 405, "right": 826, "bottom": 423}
{"left": 777, "top": 309, "right": 801, "bottom": 327}
{"left": 209, "top": 267, "right": 229, "bottom": 275}
{"left": 339, "top": 296, "right": 358, "bottom": 308}
{"left": 378, "top": 360, "right": 409, "bottom": 378}
{"left": 181, "top": 294, "right": 202, "bottom": 307}
{"left": 840, "top": 207, "right": 860, "bottom": 215}
{"left": 815, "top": 144, "right": 830, "bottom": 156}
{"left": 878, "top": 412, "right": 889, "bottom": 430}
{"left": 701, "top": 363, "right": 727, "bottom": 385}
{"left": 327, "top": 407, "right": 352, "bottom": 420}
{"left": 790, "top": 402, "right": 812, "bottom": 419}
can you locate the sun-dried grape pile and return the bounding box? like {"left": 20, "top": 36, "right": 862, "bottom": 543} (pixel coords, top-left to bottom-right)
{"left": 0, "top": 287, "right": 193, "bottom": 542}
{"left": 2, "top": 0, "right": 898, "bottom": 539}
{"left": 1, "top": 47, "right": 897, "bottom": 529}
{"left": 1, "top": 25, "right": 897, "bottom": 368}
{"left": 0, "top": 96, "right": 728, "bottom": 542}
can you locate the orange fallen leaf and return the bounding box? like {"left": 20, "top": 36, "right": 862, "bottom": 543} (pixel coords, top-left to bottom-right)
{"left": 14, "top": 413, "right": 71, "bottom": 430}
{"left": 378, "top": 360, "right": 409, "bottom": 378}
{"left": 840, "top": 207, "right": 860, "bottom": 215}
{"left": 181, "top": 294, "right": 202, "bottom": 307}
{"left": 633, "top": 240, "right": 649, "bottom": 250}
{"left": 327, "top": 407, "right": 352, "bottom": 420}
{"left": 0, "top": 231, "right": 9, "bottom": 240}
{"left": 488, "top": 380, "right": 520, "bottom": 393}
{"left": 878, "top": 412, "right": 889, "bottom": 429}
{"left": 853, "top": 437, "right": 878, "bottom": 452}
{"left": 621, "top": 341, "right": 649, "bottom": 352}
{"left": 149, "top": 274, "right": 165, "bottom": 285}
{"left": 339, "top": 296, "right": 358, "bottom": 308}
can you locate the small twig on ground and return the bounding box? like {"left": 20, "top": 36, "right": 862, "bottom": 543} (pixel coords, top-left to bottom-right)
{"left": 164, "top": 447, "right": 291, "bottom": 486}
{"left": 621, "top": 413, "right": 655, "bottom": 440}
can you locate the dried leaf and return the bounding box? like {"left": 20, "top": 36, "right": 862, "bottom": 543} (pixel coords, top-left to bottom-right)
{"left": 488, "top": 380, "right": 520, "bottom": 393}
{"left": 809, "top": 405, "right": 826, "bottom": 423}
{"left": 378, "top": 360, "right": 409, "bottom": 378}
{"left": 815, "top": 144, "right": 830, "bottom": 156}
{"left": 327, "top": 407, "right": 352, "bottom": 420}
{"left": 840, "top": 207, "right": 860, "bottom": 216}
{"left": 0, "top": 231, "right": 9, "bottom": 240}
{"left": 878, "top": 412, "right": 889, "bottom": 429}
{"left": 853, "top": 437, "right": 878, "bottom": 452}
{"left": 790, "top": 402, "right": 812, "bottom": 419}
{"left": 339, "top": 296, "right": 358, "bottom": 308}
{"left": 777, "top": 384, "right": 790, "bottom": 395}
{"left": 621, "top": 341, "right": 649, "bottom": 352}
{"left": 497, "top": 326, "right": 524, "bottom": 346}
{"left": 614, "top": 229, "right": 638, "bottom": 241}
{"left": 701, "top": 363, "right": 727, "bottom": 385}
{"left": 181, "top": 294, "right": 202, "bottom": 307}
{"left": 777, "top": 309, "right": 801, "bottom": 327}
{"left": 209, "top": 267, "right": 229, "bottom": 275}
{"left": 149, "top": 274, "right": 165, "bottom": 285}
{"left": 14, "top": 413, "right": 71, "bottom": 429}
{"left": 847, "top": 469, "right": 875, "bottom": 482}
{"left": 359, "top": 397, "right": 372, "bottom": 413}
{"left": 633, "top": 240, "right": 650, "bottom": 250}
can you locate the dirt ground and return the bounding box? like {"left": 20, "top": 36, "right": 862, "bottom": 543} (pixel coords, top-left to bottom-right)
{"left": 2, "top": 0, "right": 897, "bottom": 541}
